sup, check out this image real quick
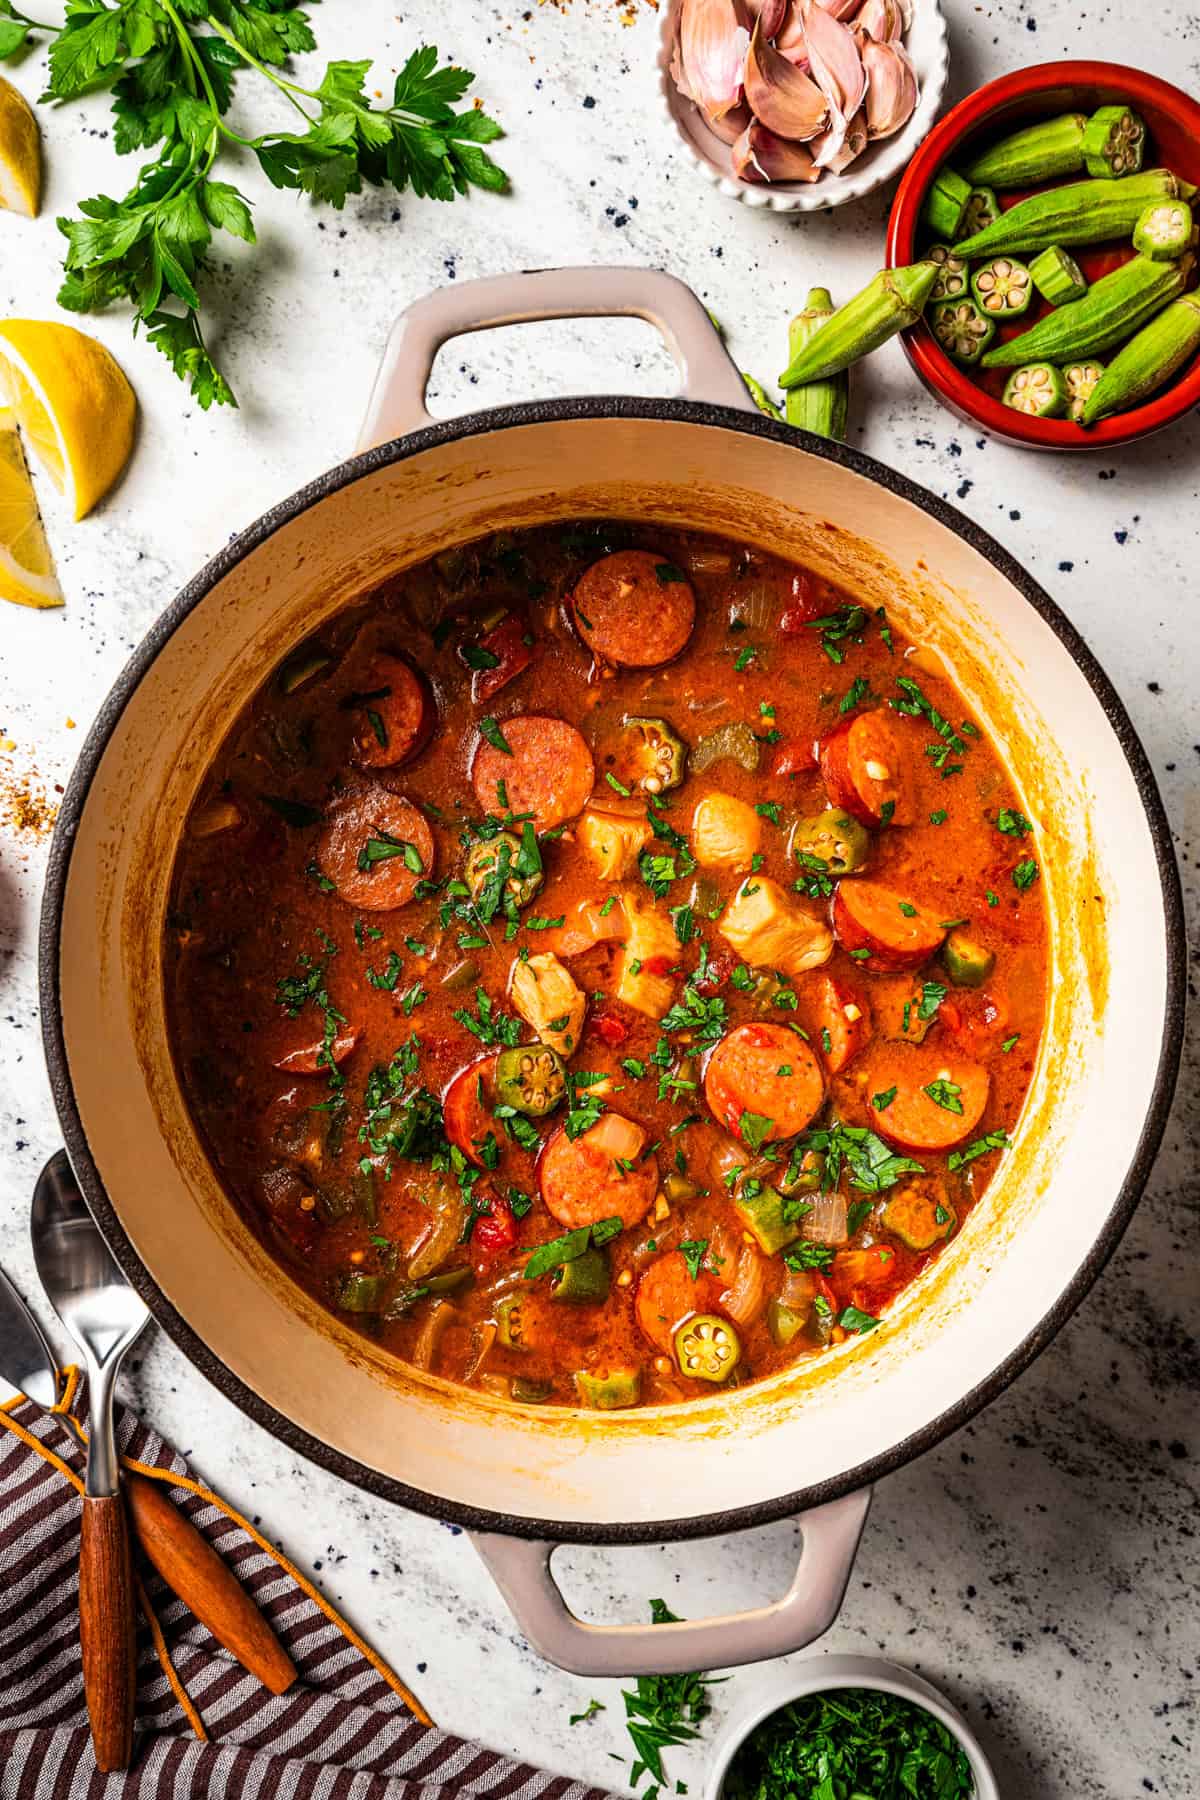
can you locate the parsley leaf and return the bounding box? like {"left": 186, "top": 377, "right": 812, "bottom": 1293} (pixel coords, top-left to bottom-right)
{"left": 25, "top": 20, "right": 508, "bottom": 408}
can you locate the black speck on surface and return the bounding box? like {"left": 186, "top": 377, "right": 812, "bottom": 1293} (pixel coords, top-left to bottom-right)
{"left": 1009, "top": 509, "right": 1021, "bottom": 521}
{"left": 1059, "top": 560, "right": 1074, "bottom": 572}
{"left": 417, "top": 1661, "right": 428, "bottom": 1673}
{"left": 1115, "top": 528, "right": 1128, "bottom": 544}
{"left": 1148, "top": 681, "right": 1161, "bottom": 694}
{"left": 582, "top": 95, "right": 596, "bottom": 109}
{"left": 957, "top": 479, "right": 973, "bottom": 498}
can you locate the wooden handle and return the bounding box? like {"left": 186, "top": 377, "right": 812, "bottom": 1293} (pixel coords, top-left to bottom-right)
{"left": 125, "top": 1473, "right": 297, "bottom": 1695}
{"left": 79, "top": 1493, "right": 136, "bottom": 1772}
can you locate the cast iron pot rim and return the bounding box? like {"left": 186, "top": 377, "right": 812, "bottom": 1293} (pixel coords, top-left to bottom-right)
{"left": 39, "top": 396, "right": 1186, "bottom": 1547}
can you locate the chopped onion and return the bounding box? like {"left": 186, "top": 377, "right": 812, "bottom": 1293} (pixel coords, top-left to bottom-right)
{"left": 801, "top": 1192, "right": 848, "bottom": 1245}
{"left": 721, "top": 1245, "right": 768, "bottom": 1327}
{"left": 684, "top": 544, "right": 737, "bottom": 576}
{"left": 729, "top": 581, "right": 776, "bottom": 631}
{"left": 779, "top": 1265, "right": 819, "bottom": 1310}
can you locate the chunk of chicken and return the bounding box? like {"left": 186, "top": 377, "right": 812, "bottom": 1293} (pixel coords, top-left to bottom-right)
{"left": 577, "top": 807, "right": 652, "bottom": 881}
{"left": 509, "top": 952, "right": 587, "bottom": 1059}
{"left": 719, "top": 876, "right": 833, "bottom": 977}
{"left": 691, "top": 792, "right": 762, "bottom": 873}
{"left": 616, "top": 890, "right": 680, "bottom": 1019}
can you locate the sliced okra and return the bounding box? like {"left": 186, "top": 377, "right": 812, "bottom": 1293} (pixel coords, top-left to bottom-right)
{"left": 1002, "top": 361, "right": 1069, "bottom": 419}
{"left": 1132, "top": 198, "right": 1194, "bottom": 262}
{"left": 957, "top": 185, "right": 1001, "bottom": 240}
{"left": 1029, "top": 245, "right": 1088, "bottom": 306}
{"left": 1063, "top": 360, "right": 1106, "bottom": 422}
{"left": 1082, "top": 104, "right": 1146, "bottom": 179}
{"left": 928, "top": 242, "right": 970, "bottom": 304}
{"left": 921, "top": 167, "right": 972, "bottom": 240}
{"left": 970, "top": 255, "right": 1034, "bottom": 318}
{"left": 929, "top": 297, "right": 996, "bottom": 365}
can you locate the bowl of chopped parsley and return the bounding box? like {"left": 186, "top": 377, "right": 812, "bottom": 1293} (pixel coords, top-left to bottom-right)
{"left": 707, "top": 1655, "right": 999, "bottom": 1800}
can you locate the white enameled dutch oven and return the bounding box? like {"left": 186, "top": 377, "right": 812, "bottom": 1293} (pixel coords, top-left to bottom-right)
{"left": 41, "top": 268, "right": 1184, "bottom": 1678}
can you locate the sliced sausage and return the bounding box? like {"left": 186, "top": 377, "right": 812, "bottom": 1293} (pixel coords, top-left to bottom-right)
{"left": 539, "top": 1112, "right": 658, "bottom": 1230}
{"left": 571, "top": 550, "right": 695, "bottom": 668}
{"left": 471, "top": 714, "right": 595, "bottom": 830}
{"left": 703, "top": 1022, "right": 825, "bottom": 1142}
{"left": 833, "top": 880, "right": 946, "bottom": 974}
{"left": 820, "top": 710, "right": 918, "bottom": 827}
{"left": 443, "top": 1053, "right": 501, "bottom": 1169}
{"left": 270, "top": 1024, "right": 360, "bottom": 1074}
{"left": 316, "top": 787, "right": 434, "bottom": 911}
{"left": 351, "top": 655, "right": 433, "bottom": 769}
{"left": 470, "top": 613, "right": 535, "bottom": 704}
{"left": 801, "top": 973, "right": 870, "bottom": 1074}
{"left": 635, "top": 1250, "right": 716, "bottom": 1353}
{"left": 864, "top": 1043, "right": 990, "bottom": 1152}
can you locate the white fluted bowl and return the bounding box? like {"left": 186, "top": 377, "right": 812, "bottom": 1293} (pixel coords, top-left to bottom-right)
{"left": 659, "top": 0, "right": 950, "bottom": 211}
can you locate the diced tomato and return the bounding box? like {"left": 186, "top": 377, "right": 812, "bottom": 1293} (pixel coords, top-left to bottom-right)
{"left": 778, "top": 571, "right": 827, "bottom": 632}
{"left": 473, "top": 1199, "right": 518, "bottom": 1258}
{"left": 469, "top": 613, "right": 536, "bottom": 704}
{"left": 693, "top": 951, "right": 733, "bottom": 996}
{"left": 642, "top": 953, "right": 683, "bottom": 978}
{"left": 940, "top": 989, "right": 1011, "bottom": 1055}
{"left": 592, "top": 1009, "right": 630, "bottom": 1048}
{"left": 770, "top": 737, "right": 818, "bottom": 778}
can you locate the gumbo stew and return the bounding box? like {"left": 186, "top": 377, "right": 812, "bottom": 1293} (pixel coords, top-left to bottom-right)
{"left": 167, "top": 523, "right": 1047, "bottom": 1411}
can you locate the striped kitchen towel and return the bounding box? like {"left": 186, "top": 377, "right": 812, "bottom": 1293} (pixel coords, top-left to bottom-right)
{"left": 0, "top": 1373, "right": 617, "bottom": 1798}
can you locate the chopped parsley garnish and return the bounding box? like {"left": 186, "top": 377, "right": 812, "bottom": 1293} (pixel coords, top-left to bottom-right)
{"left": 605, "top": 771, "right": 632, "bottom": 797}
{"left": 795, "top": 1120, "right": 924, "bottom": 1194}
{"left": 524, "top": 1217, "right": 623, "bottom": 1280}
{"left": 1012, "top": 858, "right": 1040, "bottom": 890}
{"left": 618, "top": 1601, "right": 714, "bottom": 1795}
{"left": 871, "top": 1087, "right": 897, "bottom": 1111}
{"left": 357, "top": 832, "right": 423, "bottom": 874}
{"left": 755, "top": 800, "right": 781, "bottom": 824}
{"left": 804, "top": 604, "right": 868, "bottom": 665}
{"left": 365, "top": 950, "right": 403, "bottom": 991}
{"left": 838, "top": 674, "right": 873, "bottom": 715}
{"left": 733, "top": 645, "right": 757, "bottom": 672}
{"left": 655, "top": 563, "right": 687, "bottom": 584}
{"left": 948, "top": 1127, "right": 1010, "bottom": 1171}
{"left": 723, "top": 1683, "right": 973, "bottom": 1799}
{"left": 985, "top": 888, "right": 1000, "bottom": 907}
{"left": 1001, "top": 1033, "right": 1020, "bottom": 1053}
{"left": 461, "top": 643, "right": 501, "bottom": 671}
{"left": 738, "top": 1111, "right": 775, "bottom": 1152}
{"left": 839, "top": 1306, "right": 880, "bottom": 1335}
{"left": 478, "top": 716, "right": 512, "bottom": 755}
{"left": 679, "top": 1238, "right": 709, "bottom": 1280}
{"left": 846, "top": 1199, "right": 874, "bottom": 1234}
{"left": 453, "top": 987, "right": 521, "bottom": 1047}
{"left": 783, "top": 1242, "right": 834, "bottom": 1272}
{"left": 929, "top": 808, "right": 948, "bottom": 826}
{"left": 891, "top": 675, "right": 967, "bottom": 777}
{"left": 917, "top": 980, "right": 946, "bottom": 1022}
{"left": 923, "top": 1078, "right": 964, "bottom": 1114}
{"left": 997, "top": 807, "right": 1034, "bottom": 836}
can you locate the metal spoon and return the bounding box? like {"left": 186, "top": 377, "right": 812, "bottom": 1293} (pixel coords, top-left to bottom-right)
{"left": 32, "top": 1150, "right": 144, "bottom": 1771}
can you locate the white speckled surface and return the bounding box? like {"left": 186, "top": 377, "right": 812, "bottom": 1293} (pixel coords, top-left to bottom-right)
{"left": 1, "top": 2, "right": 1197, "bottom": 1793}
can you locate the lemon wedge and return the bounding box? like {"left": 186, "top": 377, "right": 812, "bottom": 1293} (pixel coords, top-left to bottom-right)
{"left": 0, "top": 76, "right": 40, "bottom": 218}
{"left": 0, "top": 320, "right": 136, "bottom": 519}
{"left": 0, "top": 410, "right": 62, "bottom": 609}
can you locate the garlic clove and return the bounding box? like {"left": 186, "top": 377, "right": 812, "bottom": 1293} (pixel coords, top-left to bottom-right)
{"left": 861, "top": 35, "right": 918, "bottom": 140}
{"left": 740, "top": 0, "right": 789, "bottom": 37}
{"left": 820, "top": 105, "right": 869, "bottom": 171}
{"left": 802, "top": 0, "right": 868, "bottom": 121}
{"left": 676, "top": 0, "right": 752, "bottom": 123}
{"left": 744, "top": 19, "right": 828, "bottom": 140}
{"left": 815, "top": 0, "right": 861, "bottom": 17}
{"left": 854, "top": 0, "right": 904, "bottom": 40}
{"left": 732, "top": 117, "right": 821, "bottom": 182}
{"left": 707, "top": 99, "right": 754, "bottom": 145}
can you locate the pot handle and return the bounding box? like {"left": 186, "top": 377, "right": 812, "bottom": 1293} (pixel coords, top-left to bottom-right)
{"left": 357, "top": 265, "right": 755, "bottom": 449}
{"left": 470, "top": 1487, "right": 871, "bottom": 1677}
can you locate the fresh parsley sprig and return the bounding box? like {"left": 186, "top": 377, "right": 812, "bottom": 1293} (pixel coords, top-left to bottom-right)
{"left": 0, "top": 4, "right": 507, "bottom": 407}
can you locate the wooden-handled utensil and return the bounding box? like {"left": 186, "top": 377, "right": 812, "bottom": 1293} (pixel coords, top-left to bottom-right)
{"left": 24, "top": 1153, "right": 296, "bottom": 1767}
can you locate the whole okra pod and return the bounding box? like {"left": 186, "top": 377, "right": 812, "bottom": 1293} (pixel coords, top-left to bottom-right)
{"left": 1081, "top": 293, "right": 1200, "bottom": 423}
{"left": 981, "top": 253, "right": 1192, "bottom": 369}
{"left": 961, "top": 113, "right": 1087, "bottom": 189}
{"left": 785, "top": 288, "right": 849, "bottom": 441}
{"left": 779, "top": 262, "right": 939, "bottom": 388}
{"left": 742, "top": 373, "right": 783, "bottom": 420}
{"left": 955, "top": 168, "right": 1193, "bottom": 260}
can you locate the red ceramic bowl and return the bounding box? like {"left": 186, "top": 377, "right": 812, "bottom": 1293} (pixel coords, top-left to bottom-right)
{"left": 887, "top": 61, "right": 1200, "bottom": 450}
